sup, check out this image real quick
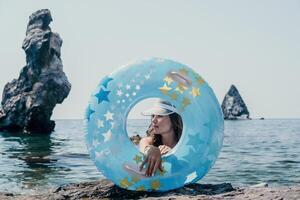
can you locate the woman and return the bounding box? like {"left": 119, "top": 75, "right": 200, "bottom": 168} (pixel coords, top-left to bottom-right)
{"left": 139, "top": 100, "right": 183, "bottom": 176}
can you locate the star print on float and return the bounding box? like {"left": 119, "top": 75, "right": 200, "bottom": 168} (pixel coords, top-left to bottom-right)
{"left": 85, "top": 58, "right": 224, "bottom": 191}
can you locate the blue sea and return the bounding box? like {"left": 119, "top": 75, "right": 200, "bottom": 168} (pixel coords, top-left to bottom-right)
{"left": 0, "top": 119, "right": 299, "bottom": 194}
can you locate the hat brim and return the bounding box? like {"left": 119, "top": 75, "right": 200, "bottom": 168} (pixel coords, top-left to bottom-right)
{"left": 141, "top": 107, "right": 175, "bottom": 116}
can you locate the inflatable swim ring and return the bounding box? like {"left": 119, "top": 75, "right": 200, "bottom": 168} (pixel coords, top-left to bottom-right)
{"left": 85, "top": 58, "right": 224, "bottom": 191}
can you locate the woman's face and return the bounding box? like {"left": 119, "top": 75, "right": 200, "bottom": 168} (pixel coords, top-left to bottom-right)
{"left": 151, "top": 114, "right": 173, "bottom": 135}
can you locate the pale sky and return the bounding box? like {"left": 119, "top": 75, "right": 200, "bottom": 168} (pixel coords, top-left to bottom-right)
{"left": 0, "top": 0, "right": 299, "bottom": 119}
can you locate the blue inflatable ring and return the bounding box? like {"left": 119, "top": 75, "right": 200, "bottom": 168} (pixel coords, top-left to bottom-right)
{"left": 85, "top": 58, "right": 224, "bottom": 191}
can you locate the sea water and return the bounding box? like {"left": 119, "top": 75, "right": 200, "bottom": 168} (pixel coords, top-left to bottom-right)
{"left": 0, "top": 119, "right": 299, "bottom": 194}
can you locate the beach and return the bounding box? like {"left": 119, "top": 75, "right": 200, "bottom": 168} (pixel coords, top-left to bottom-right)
{"left": 1, "top": 179, "right": 299, "bottom": 200}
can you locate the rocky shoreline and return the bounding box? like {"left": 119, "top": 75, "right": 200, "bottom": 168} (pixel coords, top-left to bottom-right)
{"left": 0, "top": 179, "right": 299, "bottom": 200}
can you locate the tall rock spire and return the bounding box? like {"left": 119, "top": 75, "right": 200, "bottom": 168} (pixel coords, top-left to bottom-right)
{"left": 0, "top": 9, "right": 71, "bottom": 134}
{"left": 221, "top": 85, "right": 250, "bottom": 120}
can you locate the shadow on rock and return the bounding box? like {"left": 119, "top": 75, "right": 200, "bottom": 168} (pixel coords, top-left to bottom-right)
{"left": 50, "top": 179, "right": 235, "bottom": 199}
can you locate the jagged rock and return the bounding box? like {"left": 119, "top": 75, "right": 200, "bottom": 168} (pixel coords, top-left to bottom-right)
{"left": 221, "top": 85, "right": 250, "bottom": 120}
{"left": 0, "top": 9, "right": 71, "bottom": 134}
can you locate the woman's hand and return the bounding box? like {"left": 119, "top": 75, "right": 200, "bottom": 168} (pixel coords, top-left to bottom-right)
{"left": 159, "top": 145, "right": 171, "bottom": 155}
{"left": 140, "top": 146, "right": 163, "bottom": 176}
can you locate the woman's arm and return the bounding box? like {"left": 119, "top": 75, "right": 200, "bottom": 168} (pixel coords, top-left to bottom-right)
{"left": 139, "top": 137, "right": 163, "bottom": 176}
{"left": 139, "top": 137, "right": 153, "bottom": 153}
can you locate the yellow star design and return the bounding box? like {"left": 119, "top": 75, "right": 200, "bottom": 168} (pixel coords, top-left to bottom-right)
{"left": 175, "top": 84, "right": 188, "bottom": 94}
{"left": 120, "top": 177, "right": 132, "bottom": 188}
{"left": 164, "top": 76, "right": 173, "bottom": 85}
{"left": 133, "top": 155, "right": 142, "bottom": 164}
{"left": 195, "top": 76, "right": 205, "bottom": 85}
{"left": 136, "top": 185, "right": 146, "bottom": 191}
{"left": 131, "top": 176, "right": 140, "bottom": 183}
{"left": 182, "top": 97, "right": 191, "bottom": 108}
{"left": 190, "top": 87, "right": 200, "bottom": 97}
{"left": 179, "top": 68, "right": 189, "bottom": 75}
{"left": 151, "top": 180, "right": 161, "bottom": 190}
{"left": 169, "top": 92, "right": 178, "bottom": 100}
{"left": 159, "top": 84, "right": 172, "bottom": 95}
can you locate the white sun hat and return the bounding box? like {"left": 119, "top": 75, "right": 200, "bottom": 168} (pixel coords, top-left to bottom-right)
{"left": 141, "top": 99, "right": 178, "bottom": 116}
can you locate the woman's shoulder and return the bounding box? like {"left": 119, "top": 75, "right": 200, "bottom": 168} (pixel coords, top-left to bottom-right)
{"left": 140, "top": 136, "right": 153, "bottom": 144}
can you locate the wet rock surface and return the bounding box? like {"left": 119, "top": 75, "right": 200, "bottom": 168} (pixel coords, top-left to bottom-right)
{"left": 221, "top": 85, "right": 250, "bottom": 120}
{"left": 0, "top": 180, "right": 299, "bottom": 200}
{"left": 0, "top": 9, "right": 71, "bottom": 134}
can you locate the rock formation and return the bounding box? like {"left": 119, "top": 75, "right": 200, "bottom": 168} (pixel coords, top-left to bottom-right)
{"left": 0, "top": 9, "right": 71, "bottom": 134}
{"left": 0, "top": 179, "right": 235, "bottom": 199}
{"left": 221, "top": 85, "right": 250, "bottom": 120}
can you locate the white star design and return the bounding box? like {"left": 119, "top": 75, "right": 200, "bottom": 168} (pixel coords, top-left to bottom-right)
{"left": 185, "top": 171, "right": 197, "bottom": 183}
{"left": 103, "top": 129, "right": 112, "bottom": 142}
{"left": 104, "top": 111, "right": 114, "bottom": 121}
{"left": 122, "top": 99, "right": 125, "bottom": 103}
{"left": 132, "top": 92, "right": 136, "bottom": 96}
{"left": 97, "top": 120, "right": 104, "bottom": 128}
{"left": 135, "top": 85, "right": 140, "bottom": 90}
{"left": 125, "top": 93, "right": 130, "bottom": 97}
{"left": 117, "top": 90, "right": 123, "bottom": 96}
{"left": 126, "top": 84, "right": 131, "bottom": 90}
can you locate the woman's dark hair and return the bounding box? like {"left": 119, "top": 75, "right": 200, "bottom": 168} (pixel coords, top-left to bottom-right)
{"left": 146, "top": 112, "right": 183, "bottom": 147}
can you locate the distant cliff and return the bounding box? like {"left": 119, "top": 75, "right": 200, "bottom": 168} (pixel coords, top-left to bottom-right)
{"left": 221, "top": 85, "right": 250, "bottom": 120}
{"left": 0, "top": 9, "right": 71, "bottom": 134}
